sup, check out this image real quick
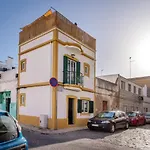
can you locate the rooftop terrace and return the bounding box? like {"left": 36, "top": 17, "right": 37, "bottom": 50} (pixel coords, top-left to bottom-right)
{"left": 19, "top": 10, "right": 96, "bottom": 50}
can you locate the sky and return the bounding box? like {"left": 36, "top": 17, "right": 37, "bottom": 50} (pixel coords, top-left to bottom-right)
{"left": 0, "top": 0, "right": 150, "bottom": 78}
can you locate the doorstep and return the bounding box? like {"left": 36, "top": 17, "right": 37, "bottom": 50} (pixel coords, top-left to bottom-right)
{"left": 20, "top": 123, "right": 87, "bottom": 135}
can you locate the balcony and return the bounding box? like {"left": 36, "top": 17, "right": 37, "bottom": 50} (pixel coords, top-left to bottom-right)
{"left": 63, "top": 71, "right": 84, "bottom": 91}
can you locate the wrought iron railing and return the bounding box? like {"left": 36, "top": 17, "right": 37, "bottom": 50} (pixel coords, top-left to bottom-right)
{"left": 63, "top": 71, "right": 84, "bottom": 86}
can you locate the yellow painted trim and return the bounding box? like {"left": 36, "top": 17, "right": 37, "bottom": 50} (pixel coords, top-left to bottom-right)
{"left": 52, "top": 29, "right": 58, "bottom": 130}
{"left": 19, "top": 82, "right": 95, "bottom": 93}
{"left": 19, "top": 27, "right": 96, "bottom": 52}
{"left": 58, "top": 82, "right": 95, "bottom": 93}
{"left": 19, "top": 28, "right": 56, "bottom": 46}
{"left": 57, "top": 28, "right": 96, "bottom": 52}
{"left": 80, "top": 97, "right": 91, "bottom": 100}
{"left": 20, "top": 93, "right": 26, "bottom": 107}
{"left": 57, "top": 39, "right": 83, "bottom": 52}
{"left": 66, "top": 95, "right": 77, "bottom": 126}
{"left": 17, "top": 91, "right": 20, "bottom": 120}
{"left": 18, "top": 82, "right": 49, "bottom": 88}
{"left": 64, "top": 54, "right": 79, "bottom": 62}
{"left": 17, "top": 46, "right": 21, "bottom": 120}
{"left": 80, "top": 113, "right": 90, "bottom": 116}
{"left": 19, "top": 115, "right": 40, "bottom": 127}
{"left": 64, "top": 84, "right": 81, "bottom": 89}
{"left": 19, "top": 40, "right": 95, "bottom": 61}
{"left": 19, "top": 40, "right": 52, "bottom": 55}
{"left": 84, "top": 62, "right": 90, "bottom": 77}
{"left": 82, "top": 87, "right": 95, "bottom": 93}
{"left": 82, "top": 52, "right": 95, "bottom": 61}
{"left": 20, "top": 59, "right": 26, "bottom": 73}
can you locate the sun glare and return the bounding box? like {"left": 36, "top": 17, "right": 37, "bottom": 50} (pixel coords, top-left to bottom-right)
{"left": 136, "top": 36, "right": 150, "bottom": 71}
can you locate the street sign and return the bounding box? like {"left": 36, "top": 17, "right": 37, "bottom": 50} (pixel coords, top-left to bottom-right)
{"left": 49, "top": 77, "right": 58, "bottom": 87}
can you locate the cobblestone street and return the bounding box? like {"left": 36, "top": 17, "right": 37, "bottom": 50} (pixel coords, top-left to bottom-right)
{"left": 23, "top": 124, "right": 150, "bottom": 150}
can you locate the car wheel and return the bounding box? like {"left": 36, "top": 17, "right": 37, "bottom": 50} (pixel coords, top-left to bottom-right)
{"left": 88, "top": 126, "right": 93, "bottom": 130}
{"left": 125, "top": 122, "right": 129, "bottom": 129}
{"left": 143, "top": 120, "right": 146, "bottom": 125}
{"left": 109, "top": 124, "right": 115, "bottom": 133}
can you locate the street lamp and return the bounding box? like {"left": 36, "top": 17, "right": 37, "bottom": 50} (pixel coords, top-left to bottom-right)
{"left": 129, "top": 57, "right": 135, "bottom": 78}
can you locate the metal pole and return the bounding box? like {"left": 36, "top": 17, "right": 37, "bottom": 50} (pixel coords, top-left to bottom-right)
{"left": 129, "top": 57, "right": 131, "bottom": 78}
{"left": 101, "top": 69, "right": 103, "bottom": 76}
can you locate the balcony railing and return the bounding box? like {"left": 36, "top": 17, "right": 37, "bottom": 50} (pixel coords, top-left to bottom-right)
{"left": 63, "top": 71, "right": 84, "bottom": 86}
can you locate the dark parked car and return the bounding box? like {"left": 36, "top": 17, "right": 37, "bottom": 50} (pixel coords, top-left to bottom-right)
{"left": 0, "top": 109, "right": 28, "bottom": 150}
{"left": 144, "top": 112, "right": 150, "bottom": 124}
{"left": 87, "top": 110, "right": 129, "bottom": 133}
{"left": 126, "top": 111, "right": 146, "bottom": 126}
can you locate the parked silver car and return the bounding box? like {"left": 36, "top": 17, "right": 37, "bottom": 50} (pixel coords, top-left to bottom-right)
{"left": 144, "top": 112, "right": 150, "bottom": 123}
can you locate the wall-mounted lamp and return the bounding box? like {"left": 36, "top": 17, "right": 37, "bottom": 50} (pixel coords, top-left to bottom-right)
{"left": 71, "top": 53, "right": 75, "bottom": 57}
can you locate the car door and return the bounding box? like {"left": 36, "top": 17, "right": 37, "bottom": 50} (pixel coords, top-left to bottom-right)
{"left": 120, "top": 112, "right": 127, "bottom": 128}
{"left": 137, "top": 112, "right": 143, "bottom": 125}
{"left": 114, "top": 112, "right": 122, "bottom": 129}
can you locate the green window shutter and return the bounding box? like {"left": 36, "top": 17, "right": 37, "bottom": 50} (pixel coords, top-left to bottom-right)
{"left": 89, "top": 101, "right": 94, "bottom": 113}
{"left": 0, "top": 93, "right": 3, "bottom": 104}
{"left": 76, "top": 61, "right": 80, "bottom": 84}
{"left": 63, "top": 56, "right": 68, "bottom": 84}
{"left": 78, "top": 99, "right": 82, "bottom": 113}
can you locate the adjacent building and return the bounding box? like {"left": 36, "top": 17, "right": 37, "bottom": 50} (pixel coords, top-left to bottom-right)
{"left": 95, "top": 77, "right": 119, "bottom": 114}
{"left": 96, "top": 74, "right": 149, "bottom": 113}
{"left": 0, "top": 57, "right": 18, "bottom": 118}
{"left": 18, "top": 10, "right": 96, "bottom": 129}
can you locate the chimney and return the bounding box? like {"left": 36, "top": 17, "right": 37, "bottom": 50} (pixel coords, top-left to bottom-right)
{"left": 6, "top": 56, "right": 13, "bottom": 70}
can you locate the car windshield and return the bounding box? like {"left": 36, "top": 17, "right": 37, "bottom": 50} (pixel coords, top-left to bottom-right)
{"left": 0, "top": 113, "right": 18, "bottom": 143}
{"left": 96, "top": 112, "right": 115, "bottom": 118}
{"left": 126, "top": 112, "right": 136, "bottom": 117}
{"left": 145, "top": 112, "right": 150, "bottom": 116}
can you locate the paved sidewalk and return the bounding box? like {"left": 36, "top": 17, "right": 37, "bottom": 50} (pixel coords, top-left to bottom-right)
{"left": 20, "top": 123, "right": 87, "bottom": 135}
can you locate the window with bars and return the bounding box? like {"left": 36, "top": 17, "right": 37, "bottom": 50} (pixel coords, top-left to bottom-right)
{"left": 77, "top": 99, "right": 93, "bottom": 113}
{"left": 63, "top": 55, "right": 83, "bottom": 85}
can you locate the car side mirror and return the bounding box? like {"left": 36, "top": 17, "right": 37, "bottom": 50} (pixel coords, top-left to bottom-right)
{"left": 114, "top": 116, "right": 118, "bottom": 119}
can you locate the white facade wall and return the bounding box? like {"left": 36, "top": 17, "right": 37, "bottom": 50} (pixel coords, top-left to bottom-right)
{"left": 19, "top": 86, "right": 52, "bottom": 118}
{"left": 19, "top": 31, "right": 53, "bottom": 117}
{"left": 58, "top": 32, "right": 95, "bottom": 89}
{"left": 20, "top": 44, "right": 53, "bottom": 85}
{"left": 57, "top": 88, "right": 94, "bottom": 119}
{"left": 0, "top": 69, "right": 17, "bottom": 103}
{"left": 20, "top": 32, "right": 53, "bottom": 52}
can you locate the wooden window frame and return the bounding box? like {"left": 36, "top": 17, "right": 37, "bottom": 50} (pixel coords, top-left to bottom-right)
{"left": 20, "top": 93, "right": 26, "bottom": 106}
{"left": 20, "top": 59, "right": 26, "bottom": 72}
{"left": 84, "top": 62, "right": 90, "bottom": 77}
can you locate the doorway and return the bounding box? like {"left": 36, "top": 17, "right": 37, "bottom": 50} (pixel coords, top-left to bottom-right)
{"left": 102, "top": 101, "right": 108, "bottom": 111}
{"left": 68, "top": 98, "right": 74, "bottom": 125}
{"left": 6, "top": 98, "right": 11, "bottom": 112}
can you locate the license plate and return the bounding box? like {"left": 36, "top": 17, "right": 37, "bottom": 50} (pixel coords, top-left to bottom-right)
{"left": 92, "top": 124, "right": 98, "bottom": 127}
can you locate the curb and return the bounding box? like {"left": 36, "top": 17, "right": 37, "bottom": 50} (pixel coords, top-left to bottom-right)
{"left": 21, "top": 124, "right": 87, "bottom": 135}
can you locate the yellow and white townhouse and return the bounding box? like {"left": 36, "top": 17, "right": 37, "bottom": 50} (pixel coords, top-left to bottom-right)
{"left": 18, "top": 10, "right": 96, "bottom": 129}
